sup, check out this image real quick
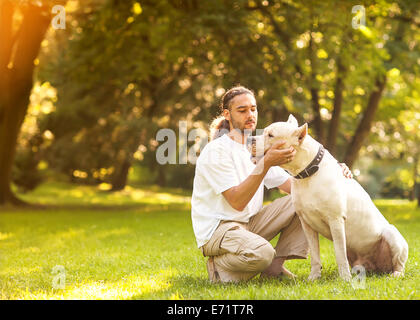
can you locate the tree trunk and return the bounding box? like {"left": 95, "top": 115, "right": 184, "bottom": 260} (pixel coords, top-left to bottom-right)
{"left": 326, "top": 58, "right": 346, "bottom": 157}
{"left": 310, "top": 87, "right": 325, "bottom": 144}
{"left": 308, "top": 29, "right": 325, "bottom": 145}
{"left": 343, "top": 76, "right": 387, "bottom": 168}
{"left": 156, "top": 164, "right": 166, "bottom": 187}
{"left": 0, "top": 3, "right": 52, "bottom": 205}
{"left": 111, "top": 159, "right": 132, "bottom": 191}
{"left": 412, "top": 155, "right": 419, "bottom": 204}
{"left": 417, "top": 185, "right": 420, "bottom": 208}
{"left": 409, "top": 155, "right": 417, "bottom": 201}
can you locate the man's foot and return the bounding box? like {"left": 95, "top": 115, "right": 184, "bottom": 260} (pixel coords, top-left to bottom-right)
{"left": 206, "top": 257, "right": 221, "bottom": 283}
{"left": 260, "top": 257, "right": 296, "bottom": 280}
{"left": 260, "top": 266, "right": 297, "bottom": 280}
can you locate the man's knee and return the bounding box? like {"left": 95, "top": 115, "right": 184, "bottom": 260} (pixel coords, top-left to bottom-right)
{"left": 241, "top": 242, "right": 276, "bottom": 272}
{"left": 255, "top": 243, "right": 276, "bottom": 270}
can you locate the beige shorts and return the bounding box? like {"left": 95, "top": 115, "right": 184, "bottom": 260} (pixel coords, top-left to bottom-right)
{"left": 201, "top": 195, "right": 308, "bottom": 282}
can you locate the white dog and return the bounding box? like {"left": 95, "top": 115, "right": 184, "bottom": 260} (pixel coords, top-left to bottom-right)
{"left": 248, "top": 115, "right": 408, "bottom": 281}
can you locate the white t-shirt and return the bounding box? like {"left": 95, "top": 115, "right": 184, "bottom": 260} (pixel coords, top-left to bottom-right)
{"left": 191, "top": 134, "right": 290, "bottom": 248}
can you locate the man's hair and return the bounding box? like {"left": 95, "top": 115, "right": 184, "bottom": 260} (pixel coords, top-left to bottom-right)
{"left": 209, "top": 85, "right": 254, "bottom": 141}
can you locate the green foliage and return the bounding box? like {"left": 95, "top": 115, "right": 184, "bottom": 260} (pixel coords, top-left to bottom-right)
{"left": 11, "top": 0, "right": 420, "bottom": 197}
{"left": 382, "top": 168, "right": 415, "bottom": 199}
{"left": 37, "top": 0, "right": 228, "bottom": 187}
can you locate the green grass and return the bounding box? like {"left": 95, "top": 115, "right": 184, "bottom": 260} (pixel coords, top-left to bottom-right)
{"left": 0, "top": 182, "right": 419, "bottom": 300}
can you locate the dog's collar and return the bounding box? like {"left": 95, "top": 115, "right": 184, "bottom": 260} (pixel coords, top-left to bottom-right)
{"left": 294, "top": 145, "right": 325, "bottom": 179}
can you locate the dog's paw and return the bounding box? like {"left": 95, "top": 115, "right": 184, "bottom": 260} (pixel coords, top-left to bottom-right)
{"left": 308, "top": 271, "right": 321, "bottom": 281}
{"left": 391, "top": 271, "right": 404, "bottom": 278}
{"left": 339, "top": 270, "right": 352, "bottom": 282}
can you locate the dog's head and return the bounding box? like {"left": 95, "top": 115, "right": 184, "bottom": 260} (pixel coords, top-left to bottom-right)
{"left": 247, "top": 114, "right": 308, "bottom": 160}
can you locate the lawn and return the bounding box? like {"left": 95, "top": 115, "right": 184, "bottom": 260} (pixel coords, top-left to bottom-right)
{"left": 0, "top": 182, "right": 419, "bottom": 300}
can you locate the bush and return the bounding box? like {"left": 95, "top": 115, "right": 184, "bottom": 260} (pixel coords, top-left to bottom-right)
{"left": 380, "top": 168, "right": 413, "bottom": 199}
{"left": 12, "top": 147, "right": 43, "bottom": 192}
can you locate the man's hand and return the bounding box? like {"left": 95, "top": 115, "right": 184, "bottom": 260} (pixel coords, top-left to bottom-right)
{"left": 264, "top": 141, "right": 296, "bottom": 168}
{"left": 222, "top": 141, "right": 295, "bottom": 212}
{"left": 339, "top": 163, "right": 353, "bottom": 179}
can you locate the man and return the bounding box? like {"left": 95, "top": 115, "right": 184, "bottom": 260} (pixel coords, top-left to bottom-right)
{"left": 191, "top": 86, "right": 351, "bottom": 283}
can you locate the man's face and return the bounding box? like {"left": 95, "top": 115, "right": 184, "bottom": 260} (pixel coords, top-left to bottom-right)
{"left": 223, "top": 93, "right": 258, "bottom": 134}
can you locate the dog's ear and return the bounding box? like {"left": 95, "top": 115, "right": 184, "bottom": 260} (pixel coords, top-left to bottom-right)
{"left": 287, "top": 114, "right": 298, "bottom": 126}
{"left": 294, "top": 123, "right": 307, "bottom": 145}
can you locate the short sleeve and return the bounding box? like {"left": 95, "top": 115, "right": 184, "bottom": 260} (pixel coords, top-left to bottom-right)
{"left": 264, "top": 166, "right": 290, "bottom": 189}
{"left": 197, "top": 144, "right": 239, "bottom": 195}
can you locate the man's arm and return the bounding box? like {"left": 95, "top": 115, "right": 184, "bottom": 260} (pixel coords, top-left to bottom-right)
{"left": 222, "top": 142, "right": 295, "bottom": 211}
{"left": 222, "top": 158, "right": 270, "bottom": 211}
{"left": 278, "top": 177, "right": 292, "bottom": 194}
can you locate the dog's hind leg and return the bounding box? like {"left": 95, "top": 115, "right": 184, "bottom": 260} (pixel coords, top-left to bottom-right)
{"left": 300, "top": 218, "right": 322, "bottom": 281}
{"left": 329, "top": 218, "right": 352, "bottom": 281}
{"left": 381, "top": 224, "right": 408, "bottom": 277}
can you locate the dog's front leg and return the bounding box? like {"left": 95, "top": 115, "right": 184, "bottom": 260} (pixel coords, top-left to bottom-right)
{"left": 329, "top": 218, "right": 352, "bottom": 281}
{"left": 300, "top": 218, "right": 322, "bottom": 281}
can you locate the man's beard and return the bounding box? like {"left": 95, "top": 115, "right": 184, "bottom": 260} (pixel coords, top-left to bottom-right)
{"left": 231, "top": 115, "right": 256, "bottom": 135}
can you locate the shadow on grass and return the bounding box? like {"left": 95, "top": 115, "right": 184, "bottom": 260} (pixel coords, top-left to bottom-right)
{"left": 0, "top": 203, "right": 190, "bottom": 212}
{"left": 127, "top": 269, "right": 373, "bottom": 300}
{"left": 0, "top": 201, "right": 189, "bottom": 213}
{"left": 5, "top": 183, "right": 192, "bottom": 213}
{"left": 128, "top": 275, "right": 221, "bottom": 300}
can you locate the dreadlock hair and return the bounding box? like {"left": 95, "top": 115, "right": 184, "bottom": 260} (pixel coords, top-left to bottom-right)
{"left": 209, "top": 85, "right": 255, "bottom": 140}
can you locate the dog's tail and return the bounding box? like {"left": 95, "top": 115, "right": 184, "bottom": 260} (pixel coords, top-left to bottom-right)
{"left": 209, "top": 116, "right": 230, "bottom": 141}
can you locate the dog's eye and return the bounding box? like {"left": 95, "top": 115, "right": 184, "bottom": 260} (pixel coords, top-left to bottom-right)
{"left": 268, "top": 133, "right": 274, "bottom": 138}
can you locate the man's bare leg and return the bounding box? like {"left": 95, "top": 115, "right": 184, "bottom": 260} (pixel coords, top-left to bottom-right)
{"left": 260, "top": 257, "right": 296, "bottom": 279}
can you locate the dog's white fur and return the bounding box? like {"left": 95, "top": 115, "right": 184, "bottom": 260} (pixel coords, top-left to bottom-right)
{"left": 250, "top": 115, "right": 408, "bottom": 281}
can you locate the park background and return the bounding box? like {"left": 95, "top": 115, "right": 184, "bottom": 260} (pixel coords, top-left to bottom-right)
{"left": 0, "top": 0, "right": 419, "bottom": 299}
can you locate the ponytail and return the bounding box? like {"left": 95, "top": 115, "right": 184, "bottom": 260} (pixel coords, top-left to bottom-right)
{"left": 209, "top": 116, "right": 230, "bottom": 141}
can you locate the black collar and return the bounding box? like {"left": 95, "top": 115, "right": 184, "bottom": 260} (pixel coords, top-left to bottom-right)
{"left": 294, "top": 145, "right": 325, "bottom": 179}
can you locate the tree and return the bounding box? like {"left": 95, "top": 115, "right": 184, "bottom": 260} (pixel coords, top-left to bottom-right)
{"left": 251, "top": 0, "right": 419, "bottom": 168}
{"left": 10, "top": 0, "right": 420, "bottom": 195}
{"left": 39, "top": 0, "right": 225, "bottom": 189}
{"left": 0, "top": 0, "right": 66, "bottom": 205}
